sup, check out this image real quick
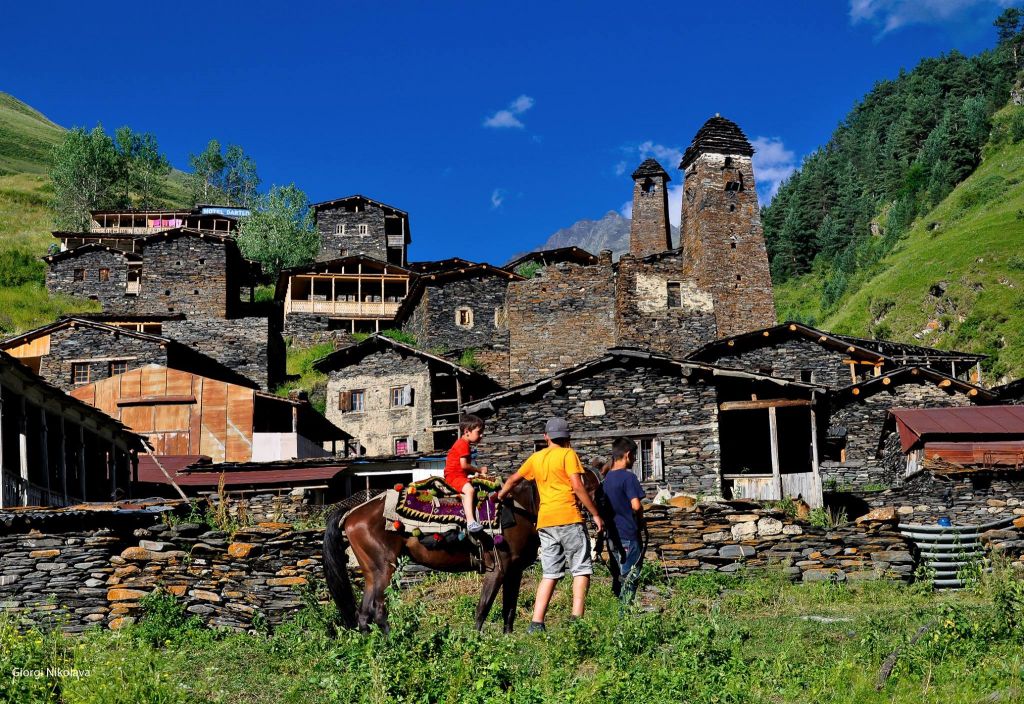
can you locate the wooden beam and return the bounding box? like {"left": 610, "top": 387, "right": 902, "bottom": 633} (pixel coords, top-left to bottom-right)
{"left": 719, "top": 399, "right": 811, "bottom": 411}
{"left": 768, "top": 407, "right": 782, "bottom": 499}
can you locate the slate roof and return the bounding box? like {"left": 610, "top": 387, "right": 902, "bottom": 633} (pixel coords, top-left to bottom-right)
{"left": 631, "top": 158, "right": 671, "bottom": 181}
{"left": 504, "top": 246, "right": 601, "bottom": 270}
{"left": 310, "top": 194, "right": 408, "bottom": 216}
{"left": 42, "top": 242, "right": 142, "bottom": 263}
{"left": 680, "top": 115, "right": 755, "bottom": 169}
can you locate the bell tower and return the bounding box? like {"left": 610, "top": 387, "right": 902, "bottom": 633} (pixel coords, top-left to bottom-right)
{"left": 628, "top": 158, "right": 672, "bottom": 258}
{"left": 679, "top": 115, "right": 776, "bottom": 338}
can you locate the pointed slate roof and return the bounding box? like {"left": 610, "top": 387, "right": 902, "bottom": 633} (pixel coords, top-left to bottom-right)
{"left": 680, "top": 115, "right": 755, "bottom": 169}
{"left": 631, "top": 158, "right": 671, "bottom": 181}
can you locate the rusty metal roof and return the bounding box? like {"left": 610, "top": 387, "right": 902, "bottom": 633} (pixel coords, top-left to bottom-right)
{"left": 891, "top": 406, "right": 1024, "bottom": 452}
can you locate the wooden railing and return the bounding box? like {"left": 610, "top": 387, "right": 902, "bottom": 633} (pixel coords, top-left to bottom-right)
{"left": 1, "top": 472, "right": 78, "bottom": 508}
{"left": 288, "top": 299, "right": 401, "bottom": 317}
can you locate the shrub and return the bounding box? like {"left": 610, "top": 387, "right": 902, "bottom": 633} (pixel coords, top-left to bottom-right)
{"left": 515, "top": 261, "right": 543, "bottom": 279}
{"left": 379, "top": 328, "right": 417, "bottom": 346}
{"left": 132, "top": 589, "right": 203, "bottom": 647}
{"left": 0, "top": 248, "right": 45, "bottom": 287}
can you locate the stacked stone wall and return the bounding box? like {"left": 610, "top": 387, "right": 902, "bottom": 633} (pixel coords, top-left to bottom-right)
{"left": 644, "top": 501, "right": 915, "bottom": 582}
{"left": 164, "top": 317, "right": 279, "bottom": 390}
{"left": 506, "top": 262, "right": 616, "bottom": 385}
{"left": 478, "top": 362, "right": 721, "bottom": 495}
{"left": 39, "top": 326, "right": 168, "bottom": 392}
{"left": 615, "top": 252, "right": 716, "bottom": 358}
{"left": 46, "top": 250, "right": 132, "bottom": 312}
{"left": 138, "top": 237, "right": 231, "bottom": 318}
{"left": 415, "top": 276, "right": 510, "bottom": 353}
{"left": 679, "top": 153, "right": 775, "bottom": 338}
{"left": 861, "top": 473, "right": 1024, "bottom": 525}
{"left": 316, "top": 205, "right": 388, "bottom": 262}
{"left": 821, "top": 382, "right": 973, "bottom": 489}
{"left": 700, "top": 338, "right": 853, "bottom": 389}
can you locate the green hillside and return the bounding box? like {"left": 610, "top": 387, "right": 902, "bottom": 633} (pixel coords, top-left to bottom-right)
{"left": 0, "top": 93, "right": 191, "bottom": 335}
{"left": 777, "top": 104, "right": 1024, "bottom": 382}
{"left": 0, "top": 92, "right": 63, "bottom": 175}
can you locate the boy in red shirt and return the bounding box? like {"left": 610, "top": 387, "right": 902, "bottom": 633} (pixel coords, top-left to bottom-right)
{"left": 445, "top": 414, "right": 489, "bottom": 533}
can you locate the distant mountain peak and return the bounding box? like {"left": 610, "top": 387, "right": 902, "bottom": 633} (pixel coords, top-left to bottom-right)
{"left": 537, "top": 210, "right": 678, "bottom": 259}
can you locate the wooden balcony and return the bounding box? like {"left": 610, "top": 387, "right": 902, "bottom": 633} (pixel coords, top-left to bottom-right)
{"left": 288, "top": 299, "right": 401, "bottom": 318}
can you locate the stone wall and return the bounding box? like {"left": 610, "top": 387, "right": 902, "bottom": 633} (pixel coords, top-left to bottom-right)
{"left": 628, "top": 168, "right": 672, "bottom": 258}
{"left": 315, "top": 203, "right": 390, "bottom": 262}
{"left": 698, "top": 338, "right": 853, "bottom": 389}
{"left": 410, "top": 276, "right": 511, "bottom": 354}
{"left": 0, "top": 517, "right": 323, "bottom": 633}
{"left": 46, "top": 249, "right": 132, "bottom": 312}
{"left": 615, "top": 252, "right": 716, "bottom": 359}
{"left": 644, "top": 500, "right": 916, "bottom": 582}
{"left": 324, "top": 349, "right": 433, "bottom": 456}
{"left": 679, "top": 152, "right": 776, "bottom": 338}
{"left": 164, "top": 316, "right": 281, "bottom": 391}
{"left": 507, "top": 261, "right": 616, "bottom": 385}
{"left": 39, "top": 325, "right": 169, "bottom": 392}
{"left": 477, "top": 361, "right": 721, "bottom": 495}
{"left": 138, "top": 236, "right": 233, "bottom": 318}
{"left": 282, "top": 313, "right": 357, "bottom": 347}
{"left": 861, "top": 473, "right": 1024, "bottom": 526}
{"left": 821, "top": 381, "right": 973, "bottom": 489}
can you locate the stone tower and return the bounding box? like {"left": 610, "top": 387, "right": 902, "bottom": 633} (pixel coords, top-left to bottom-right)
{"left": 311, "top": 195, "right": 410, "bottom": 265}
{"left": 628, "top": 158, "right": 673, "bottom": 257}
{"left": 679, "top": 115, "right": 776, "bottom": 338}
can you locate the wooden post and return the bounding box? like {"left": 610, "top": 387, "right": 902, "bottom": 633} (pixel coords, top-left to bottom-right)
{"left": 39, "top": 406, "right": 50, "bottom": 503}
{"left": 58, "top": 416, "right": 67, "bottom": 504}
{"left": 0, "top": 391, "right": 5, "bottom": 510}
{"left": 768, "top": 407, "right": 781, "bottom": 500}
{"left": 357, "top": 273, "right": 362, "bottom": 316}
{"left": 19, "top": 396, "right": 28, "bottom": 506}
{"left": 109, "top": 440, "right": 117, "bottom": 499}
{"left": 331, "top": 276, "right": 336, "bottom": 314}
{"left": 78, "top": 424, "right": 86, "bottom": 501}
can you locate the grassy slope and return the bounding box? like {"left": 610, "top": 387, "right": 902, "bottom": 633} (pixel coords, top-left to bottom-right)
{"left": 776, "top": 104, "right": 1024, "bottom": 382}
{"left": 3, "top": 567, "right": 1024, "bottom": 703}
{"left": 0, "top": 93, "right": 191, "bottom": 335}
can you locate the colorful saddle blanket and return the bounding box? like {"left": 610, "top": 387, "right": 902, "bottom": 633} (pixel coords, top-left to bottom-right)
{"left": 391, "top": 476, "right": 502, "bottom": 529}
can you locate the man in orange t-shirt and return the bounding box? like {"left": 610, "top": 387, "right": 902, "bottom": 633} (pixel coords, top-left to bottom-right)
{"left": 445, "top": 414, "right": 488, "bottom": 533}
{"left": 496, "top": 417, "right": 604, "bottom": 632}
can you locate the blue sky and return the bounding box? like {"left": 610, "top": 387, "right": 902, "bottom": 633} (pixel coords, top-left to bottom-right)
{"left": 1, "top": 0, "right": 1014, "bottom": 264}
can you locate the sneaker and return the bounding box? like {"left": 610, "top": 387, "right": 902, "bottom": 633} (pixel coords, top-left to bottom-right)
{"left": 526, "top": 621, "right": 546, "bottom": 634}
{"left": 467, "top": 521, "right": 484, "bottom": 533}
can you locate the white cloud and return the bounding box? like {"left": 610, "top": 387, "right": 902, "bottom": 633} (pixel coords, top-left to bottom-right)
{"left": 614, "top": 160, "right": 628, "bottom": 177}
{"left": 491, "top": 188, "right": 507, "bottom": 209}
{"left": 483, "top": 94, "right": 535, "bottom": 129}
{"left": 751, "top": 136, "right": 796, "bottom": 204}
{"left": 850, "top": 0, "right": 1013, "bottom": 34}
{"left": 635, "top": 141, "right": 684, "bottom": 171}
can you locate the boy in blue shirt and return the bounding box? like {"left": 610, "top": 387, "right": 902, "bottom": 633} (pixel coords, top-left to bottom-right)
{"left": 602, "top": 437, "right": 645, "bottom": 605}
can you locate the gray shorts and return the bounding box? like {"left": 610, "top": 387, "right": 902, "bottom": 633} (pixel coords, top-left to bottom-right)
{"left": 538, "top": 523, "right": 592, "bottom": 580}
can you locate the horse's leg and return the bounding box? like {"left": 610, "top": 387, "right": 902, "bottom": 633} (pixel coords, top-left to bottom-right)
{"left": 501, "top": 564, "right": 524, "bottom": 634}
{"left": 474, "top": 565, "right": 505, "bottom": 632}
{"left": 369, "top": 556, "right": 399, "bottom": 633}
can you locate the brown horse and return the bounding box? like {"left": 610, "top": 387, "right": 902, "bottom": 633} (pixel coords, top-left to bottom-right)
{"left": 323, "top": 470, "right": 601, "bottom": 633}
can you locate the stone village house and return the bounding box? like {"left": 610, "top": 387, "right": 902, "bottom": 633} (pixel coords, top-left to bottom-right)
{"left": 313, "top": 335, "right": 500, "bottom": 457}
{"left": 464, "top": 347, "right": 826, "bottom": 505}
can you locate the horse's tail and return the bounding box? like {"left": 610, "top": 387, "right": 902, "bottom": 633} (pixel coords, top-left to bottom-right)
{"left": 323, "top": 506, "right": 358, "bottom": 630}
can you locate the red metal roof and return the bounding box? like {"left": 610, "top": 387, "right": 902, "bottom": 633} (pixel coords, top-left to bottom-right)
{"left": 890, "top": 406, "right": 1024, "bottom": 452}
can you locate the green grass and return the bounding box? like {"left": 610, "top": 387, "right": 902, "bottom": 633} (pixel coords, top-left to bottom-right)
{"left": 0, "top": 92, "right": 63, "bottom": 176}
{"left": 274, "top": 341, "right": 335, "bottom": 414}
{"left": 3, "top": 565, "right": 1024, "bottom": 703}
{"left": 776, "top": 104, "right": 1024, "bottom": 381}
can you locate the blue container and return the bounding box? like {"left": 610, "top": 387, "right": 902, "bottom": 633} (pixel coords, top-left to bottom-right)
{"left": 937, "top": 516, "right": 952, "bottom": 527}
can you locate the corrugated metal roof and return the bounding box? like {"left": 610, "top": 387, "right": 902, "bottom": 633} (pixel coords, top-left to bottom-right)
{"left": 891, "top": 406, "right": 1024, "bottom": 452}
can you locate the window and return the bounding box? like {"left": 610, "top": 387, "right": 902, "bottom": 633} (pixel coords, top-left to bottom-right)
{"left": 108, "top": 361, "right": 128, "bottom": 377}
{"left": 335, "top": 223, "right": 346, "bottom": 235}
{"left": 98, "top": 268, "right": 110, "bottom": 282}
{"left": 730, "top": 241, "right": 737, "bottom": 249}
{"left": 358, "top": 224, "right": 369, "bottom": 235}
{"left": 391, "top": 385, "right": 414, "bottom": 407}
{"left": 667, "top": 282, "right": 682, "bottom": 309}
{"left": 72, "top": 363, "right": 90, "bottom": 385}
{"left": 455, "top": 306, "right": 474, "bottom": 329}
{"left": 800, "top": 369, "right": 814, "bottom": 383}
{"left": 395, "top": 437, "right": 412, "bottom": 455}
{"left": 73, "top": 269, "right": 85, "bottom": 282}
{"left": 632, "top": 438, "right": 663, "bottom": 482}
{"left": 338, "top": 389, "right": 365, "bottom": 412}
{"left": 724, "top": 157, "right": 734, "bottom": 168}
{"left": 642, "top": 178, "right": 655, "bottom": 193}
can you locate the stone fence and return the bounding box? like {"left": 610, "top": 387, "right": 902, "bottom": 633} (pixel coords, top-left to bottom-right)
{"left": 642, "top": 500, "right": 916, "bottom": 583}
{"left": 3, "top": 497, "right": 1024, "bottom": 634}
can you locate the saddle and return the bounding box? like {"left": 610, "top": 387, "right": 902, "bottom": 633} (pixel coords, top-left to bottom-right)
{"left": 392, "top": 476, "right": 502, "bottom": 528}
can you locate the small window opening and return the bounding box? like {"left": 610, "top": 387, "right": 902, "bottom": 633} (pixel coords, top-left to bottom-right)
{"left": 456, "top": 306, "right": 474, "bottom": 329}
{"left": 730, "top": 241, "right": 737, "bottom": 249}
{"left": 98, "top": 268, "right": 110, "bottom": 282}
{"left": 73, "top": 269, "right": 85, "bottom": 282}
{"left": 164, "top": 289, "right": 171, "bottom": 296}
{"left": 736, "top": 274, "right": 741, "bottom": 281}
{"left": 642, "top": 178, "right": 655, "bottom": 194}
{"left": 800, "top": 370, "right": 814, "bottom": 383}
{"left": 729, "top": 204, "right": 736, "bottom": 212}
{"left": 666, "top": 282, "right": 682, "bottom": 309}
{"left": 71, "top": 363, "right": 90, "bottom": 385}
{"left": 724, "top": 156, "right": 734, "bottom": 168}
{"left": 199, "top": 258, "right": 206, "bottom": 265}
{"left": 358, "top": 224, "right": 369, "bottom": 235}
{"left": 335, "top": 223, "right": 345, "bottom": 235}
{"left": 109, "top": 361, "right": 128, "bottom": 377}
